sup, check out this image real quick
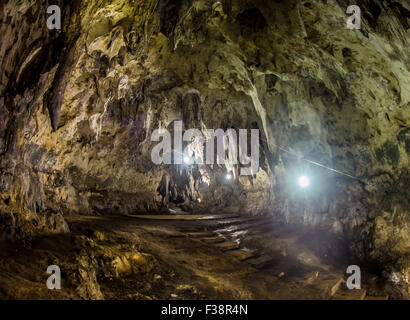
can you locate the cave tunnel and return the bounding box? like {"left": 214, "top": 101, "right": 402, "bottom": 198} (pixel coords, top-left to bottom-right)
{"left": 0, "top": 0, "right": 409, "bottom": 307}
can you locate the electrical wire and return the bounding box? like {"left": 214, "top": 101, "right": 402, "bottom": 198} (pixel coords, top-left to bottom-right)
{"left": 258, "top": 135, "right": 366, "bottom": 184}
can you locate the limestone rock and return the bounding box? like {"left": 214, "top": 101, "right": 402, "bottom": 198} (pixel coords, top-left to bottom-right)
{"left": 0, "top": 0, "right": 409, "bottom": 296}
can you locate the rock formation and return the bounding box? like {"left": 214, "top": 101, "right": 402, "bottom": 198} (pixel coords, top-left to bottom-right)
{"left": 0, "top": 0, "right": 409, "bottom": 297}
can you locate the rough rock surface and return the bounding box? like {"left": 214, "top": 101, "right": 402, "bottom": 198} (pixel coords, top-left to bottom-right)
{"left": 0, "top": 0, "right": 409, "bottom": 296}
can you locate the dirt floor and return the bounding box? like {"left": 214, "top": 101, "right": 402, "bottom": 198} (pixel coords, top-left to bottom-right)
{"left": 0, "top": 213, "right": 400, "bottom": 300}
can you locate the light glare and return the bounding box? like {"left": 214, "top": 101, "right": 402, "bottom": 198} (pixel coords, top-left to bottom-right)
{"left": 183, "top": 155, "right": 192, "bottom": 164}
{"left": 298, "top": 175, "right": 310, "bottom": 188}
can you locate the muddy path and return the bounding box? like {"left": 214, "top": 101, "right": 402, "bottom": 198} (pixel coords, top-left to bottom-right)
{"left": 0, "top": 214, "right": 395, "bottom": 299}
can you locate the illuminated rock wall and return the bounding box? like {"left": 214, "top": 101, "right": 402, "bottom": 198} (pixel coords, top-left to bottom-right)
{"left": 0, "top": 0, "right": 408, "bottom": 293}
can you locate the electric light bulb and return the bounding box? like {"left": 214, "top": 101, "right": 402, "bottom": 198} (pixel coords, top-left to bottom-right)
{"left": 184, "top": 155, "right": 191, "bottom": 164}
{"left": 298, "top": 175, "right": 310, "bottom": 188}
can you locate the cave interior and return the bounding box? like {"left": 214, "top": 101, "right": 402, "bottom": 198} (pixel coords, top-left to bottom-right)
{"left": 0, "top": 0, "right": 409, "bottom": 300}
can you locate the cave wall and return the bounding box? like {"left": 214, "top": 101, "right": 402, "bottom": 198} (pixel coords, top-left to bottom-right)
{"left": 0, "top": 0, "right": 409, "bottom": 292}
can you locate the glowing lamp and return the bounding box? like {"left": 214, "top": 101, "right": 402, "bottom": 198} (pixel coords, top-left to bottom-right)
{"left": 298, "top": 175, "right": 310, "bottom": 189}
